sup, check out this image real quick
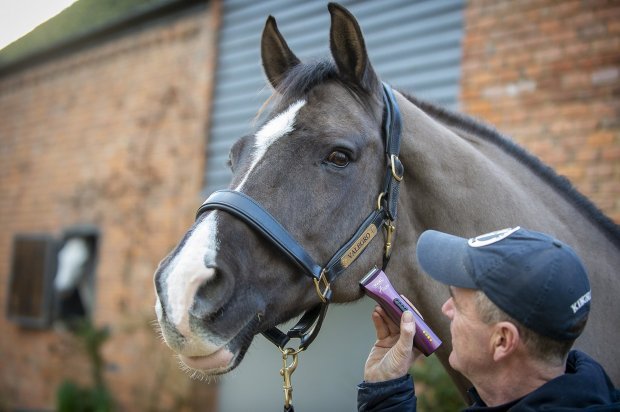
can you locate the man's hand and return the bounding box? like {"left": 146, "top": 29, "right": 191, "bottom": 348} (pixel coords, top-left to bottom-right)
{"left": 363, "top": 304, "right": 417, "bottom": 383}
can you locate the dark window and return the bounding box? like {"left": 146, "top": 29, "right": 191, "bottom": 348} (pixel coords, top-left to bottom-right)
{"left": 6, "top": 235, "right": 57, "bottom": 328}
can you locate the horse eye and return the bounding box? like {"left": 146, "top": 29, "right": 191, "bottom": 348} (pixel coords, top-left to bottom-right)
{"left": 326, "top": 151, "right": 350, "bottom": 168}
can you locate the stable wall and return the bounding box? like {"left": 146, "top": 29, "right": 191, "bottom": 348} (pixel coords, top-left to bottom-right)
{"left": 0, "top": 2, "right": 219, "bottom": 410}
{"left": 461, "top": 0, "right": 620, "bottom": 222}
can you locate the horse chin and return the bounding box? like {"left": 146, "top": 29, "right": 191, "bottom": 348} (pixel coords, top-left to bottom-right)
{"left": 179, "top": 347, "right": 235, "bottom": 374}
{"left": 178, "top": 341, "right": 251, "bottom": 377}
{"left": 177, "top": 315, "right": 258, "bottom": 376}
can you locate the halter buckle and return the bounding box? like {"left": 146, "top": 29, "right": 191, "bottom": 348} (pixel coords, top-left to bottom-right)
{"left": 313, "top": 270, "right": 331, "bottom": 303}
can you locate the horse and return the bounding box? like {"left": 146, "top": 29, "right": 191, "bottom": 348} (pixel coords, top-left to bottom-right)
{"left": 54, "top": 236, "right": 95, "bottom": 324}
{"left": 154, "top": 1, "right": 620, "bottom": 403}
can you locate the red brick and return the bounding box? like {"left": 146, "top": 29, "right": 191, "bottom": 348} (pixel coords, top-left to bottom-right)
{"left": 462, "top": 0, "right": 620, "bottom": 221}
{"left": 587, "top": 131, "right": 615, "bottom": 147}
{"left": 0, "top": 3, "right": 219, "bottom": 411}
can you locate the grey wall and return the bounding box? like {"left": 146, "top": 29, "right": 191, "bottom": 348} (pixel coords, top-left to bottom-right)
{"left": 219, "top": 299, "right": 376, "bottom": 411}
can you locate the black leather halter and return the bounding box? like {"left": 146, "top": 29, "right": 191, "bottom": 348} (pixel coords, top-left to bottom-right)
{"left": 196, "top": 83, "right": 403, "bottom": 352}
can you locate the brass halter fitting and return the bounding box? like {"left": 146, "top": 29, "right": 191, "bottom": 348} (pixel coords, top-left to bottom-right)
{"left": 390, "top": 154, "right": 404, "bottom": 181}
{"left": 376, "top": 192, "right": 386, "bottom": 211}
{"left": 384, "top": 220, "right": 396, "bottom": 259}
{"left": 376, "top": 193, "right": 396, "bottom": 260}
{"left": 279, "top": 347, "right": 301, "bottom": 409}
{"left": 313, "top": 269, "right": 331, "bottom": 303}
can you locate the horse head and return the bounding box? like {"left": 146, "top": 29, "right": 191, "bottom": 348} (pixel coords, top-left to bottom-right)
{"left": 55, "top": 237, "right": 90, "bottom": 295}
{"left": 154, "top": 3, "right": 398, "bottom": 375}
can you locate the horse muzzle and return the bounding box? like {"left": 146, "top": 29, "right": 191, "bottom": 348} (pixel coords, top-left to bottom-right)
{"left": 153, "top": 254, "right": 260, "bottom": 374}
{"left": 155, "top": 293, "right": 260, "bottom": 374}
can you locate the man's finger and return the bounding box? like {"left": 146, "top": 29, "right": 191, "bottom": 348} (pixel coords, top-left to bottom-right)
{"left": 395, "top": 311, "right": 415, "bottom": 354}
{"left": 372, "top": 306, "right": 392, "bottom": 340}
{"left": 375, "top": 305, "right": 400, "bottom": 336}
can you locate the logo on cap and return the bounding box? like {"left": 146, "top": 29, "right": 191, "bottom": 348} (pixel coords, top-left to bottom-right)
{"left": 570, "top": 290, "right": 591, "bottom": 314}
{"left": 468, "top": 227, "right": 521, "bottom": 248}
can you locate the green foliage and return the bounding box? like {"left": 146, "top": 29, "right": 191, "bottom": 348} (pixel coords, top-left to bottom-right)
{"left": 57, "top": 381, "right": 113, "bottom": 412}
{"left": 0, "top": 0, "right": 171, "bottom": 66}
{"left": 56, "top": 319, "right": 115, "bottom": 412}
{"left": 412, "top": 355, "right": 466, "bottom": 412}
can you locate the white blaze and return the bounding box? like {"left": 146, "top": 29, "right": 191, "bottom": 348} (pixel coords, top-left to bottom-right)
{"left": 165, "top": 212, "right": 220, "bottom": 338}
{"left": 235, "top": 100, "right": 306, "bottom": 190}
{"left": 160, "top": 100, "right": 306, "bottom": 352}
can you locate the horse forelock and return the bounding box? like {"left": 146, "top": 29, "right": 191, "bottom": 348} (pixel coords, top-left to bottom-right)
{"left": 402, "top": 92, "right": 620, "bottom": 247}
{"left": 267, "top": 59, "right": 378, "bottom": 116}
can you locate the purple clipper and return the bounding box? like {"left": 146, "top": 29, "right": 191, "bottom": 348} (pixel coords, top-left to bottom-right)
{"left": 360, "top": 267, "right": 442, "bottom": 356}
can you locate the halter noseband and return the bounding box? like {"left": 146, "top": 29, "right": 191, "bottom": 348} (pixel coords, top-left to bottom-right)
{"left": 195, "top": 83, "right": 403, "bottom": 409}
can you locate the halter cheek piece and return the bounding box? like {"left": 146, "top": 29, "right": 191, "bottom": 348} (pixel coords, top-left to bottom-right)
{"left": 195, "top": 83, "right": 403, "bottom": 410}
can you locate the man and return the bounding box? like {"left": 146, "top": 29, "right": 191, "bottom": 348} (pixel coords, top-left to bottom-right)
{"left": 358, "top": 227, "right": 620, "bottom": 411}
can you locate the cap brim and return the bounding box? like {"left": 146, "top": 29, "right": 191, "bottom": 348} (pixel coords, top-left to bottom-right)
{"left": 416, "top": 230, "right": 477, "bottom": 289}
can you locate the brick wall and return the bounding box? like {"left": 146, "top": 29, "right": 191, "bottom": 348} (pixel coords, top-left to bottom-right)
{"left": 0, "top": 3, "right": 219, "bottom": 410}
{"left": 461, "top": 0, "right": 620, "bottom": 222}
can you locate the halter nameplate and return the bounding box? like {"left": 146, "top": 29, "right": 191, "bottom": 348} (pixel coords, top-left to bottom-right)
{"left": 341, "top": 223, "right": 377, "bottom": 268}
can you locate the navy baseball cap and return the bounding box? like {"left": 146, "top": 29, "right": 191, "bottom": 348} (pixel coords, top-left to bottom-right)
{"left": 416, "top": 227, "right": 591, "bottom": 341}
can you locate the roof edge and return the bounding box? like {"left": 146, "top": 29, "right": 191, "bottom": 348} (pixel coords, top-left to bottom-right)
{"left": 0, "top": 0, "right": 208, "bottom": 78}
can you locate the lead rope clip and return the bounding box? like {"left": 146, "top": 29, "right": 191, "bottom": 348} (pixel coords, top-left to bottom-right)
{"left": 280, "top": 347, "right": 300, "bottom": 411}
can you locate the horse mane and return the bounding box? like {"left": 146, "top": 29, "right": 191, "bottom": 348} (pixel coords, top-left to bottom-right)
{"left": 401, "top": 91, "right": 620, "bottom": 248}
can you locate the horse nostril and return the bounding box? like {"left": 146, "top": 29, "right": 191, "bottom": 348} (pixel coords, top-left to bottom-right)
{"left": 190, "top": 267, "right": 233, "bottom": 320}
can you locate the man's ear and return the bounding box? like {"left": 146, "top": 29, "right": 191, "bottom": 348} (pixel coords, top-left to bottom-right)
{"left": 491, "top": 321, "right": 520, "bottom": 362}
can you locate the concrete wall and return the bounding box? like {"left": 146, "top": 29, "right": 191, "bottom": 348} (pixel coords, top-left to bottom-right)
{"left": 0, "top": 2, "right": 219, "bottom": 410}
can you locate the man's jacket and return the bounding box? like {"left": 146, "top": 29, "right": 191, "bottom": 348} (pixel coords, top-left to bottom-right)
{"left": 357, "top": 350, "right": 620, "bottom": 411}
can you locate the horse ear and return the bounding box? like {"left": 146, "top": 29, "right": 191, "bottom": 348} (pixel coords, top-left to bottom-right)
{"left": 261, "top": 15, "right": 301, "bottom": 89}
{"left": 328, "top": 3, "right": 379, "bottom": 91}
